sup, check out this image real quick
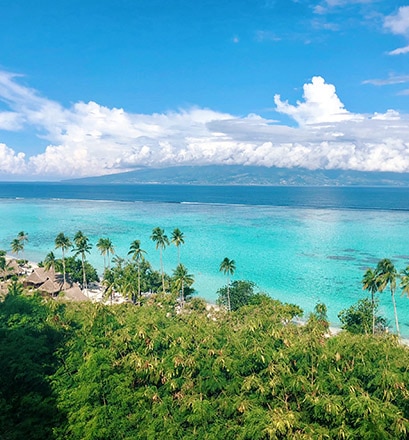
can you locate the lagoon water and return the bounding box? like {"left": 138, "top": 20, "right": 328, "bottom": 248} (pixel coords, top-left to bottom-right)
{"left": 1, "top": 183, "right": 409, "bottom": 336}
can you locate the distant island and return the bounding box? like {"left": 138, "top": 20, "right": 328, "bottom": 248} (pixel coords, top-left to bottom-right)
{"left": 65, "top": 165, "right": 409, "bottom": 187}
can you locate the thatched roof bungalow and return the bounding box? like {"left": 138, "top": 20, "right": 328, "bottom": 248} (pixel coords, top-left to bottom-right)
{"left": 25, "top": 267, "right": 73, "bottom": 296}
{"left": 62, "top": 284, "right": 88, "bottom": 301}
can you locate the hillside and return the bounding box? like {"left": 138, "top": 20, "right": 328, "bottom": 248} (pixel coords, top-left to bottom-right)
{"left": 65, "top": 165, "right": 409, "bottom": 186}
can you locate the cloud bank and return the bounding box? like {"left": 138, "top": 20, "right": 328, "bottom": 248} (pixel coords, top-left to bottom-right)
{"left": 0, "top": 71, "right": 408, "bottom": 178}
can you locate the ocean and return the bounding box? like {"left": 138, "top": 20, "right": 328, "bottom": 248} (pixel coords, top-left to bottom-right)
{"left": 1, "top": 183, "right": 409, "bottom": 335}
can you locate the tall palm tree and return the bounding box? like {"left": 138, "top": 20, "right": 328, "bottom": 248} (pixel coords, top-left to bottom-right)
{"left": 172, "top": 263, "right": 194, "bottom": 305}
{"left": 102, "top": 271, "right": 115, "bottom": 305}
{"left": 376, "top": 258, "right": 399, "bottom": 336}
{"left": 171, "top": 228, "right": 185, "bottom": 265}
{"left": 362, "top": 268, "right": 380, "bottom": 335}
{"left": 72, "top": 231, "right": 92, "bottom": 290}
{"left": 43, "top": 251, "right": 57, "bottom": 271}
{"left": 10, "top": 238, "right": 24, "bottom": 257}
{"left": 128, "top": 239, "right": 147, "bottom": 301}
{"left": 17, "top": 231, "right": 28, "bottom": 260}
{"left": 150, "top": 227, "right": 169, "bottom": 294}
{"left": 219, "top": 257, "right": 236, "bottom": 312}
{"left": 55, "top": 232, "right": 72, "bottom": 286}
{"left": 97, "top": 237, "right": 115, "bottom": 271}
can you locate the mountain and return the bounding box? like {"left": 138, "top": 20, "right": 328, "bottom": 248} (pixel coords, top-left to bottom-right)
{"left": 64, "top": 165, "right": 409, "bottom": 186}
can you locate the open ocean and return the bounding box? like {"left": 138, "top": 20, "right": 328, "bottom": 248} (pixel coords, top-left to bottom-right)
{"left": 1, "top": 182, "right": 409, "bottom": 336}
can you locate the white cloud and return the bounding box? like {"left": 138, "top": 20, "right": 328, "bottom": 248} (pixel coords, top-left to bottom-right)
{"left": 363, "top": 74, "right": 409, "bottom": 85}
{"left": 274, "top": 76, "right": 355, "bottom": 125}
{"left": 388, "top": 45, "right": 409, "bottom": 55}
{"left": 384, "top": 6, "right": 409, "bottom": 36}
{"left": 0, "top": 143, "right": 26, "bottom": 174}
{"left": 1, "top": 72, "right": 409, "bottom": 177}
{"left": 384, "top": 6, "right": 409, "bottom": 55}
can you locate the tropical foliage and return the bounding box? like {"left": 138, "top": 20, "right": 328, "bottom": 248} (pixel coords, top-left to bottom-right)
{"left": 1, "top": 289, "right": 409, "bottom": 439}
{"left": 217, "top": 279, "right": 257, "bottom": 311}
{"left": 219, "top": 257, "right": 236, "bottom": 312}
{"left": 150, "top": 227, "right": 170, "bottom": 294}
{"left": 339, "top": 298, "right": 388, "bottom": 334}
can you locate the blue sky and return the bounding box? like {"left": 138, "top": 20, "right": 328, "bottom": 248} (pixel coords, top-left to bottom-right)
{"left": 0, "top": 0, "right": 408, "bottom": 180}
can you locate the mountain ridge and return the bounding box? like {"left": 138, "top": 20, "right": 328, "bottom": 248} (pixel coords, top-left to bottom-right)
{"left": 64, "top": 165, "right": 409, "bottom": 186}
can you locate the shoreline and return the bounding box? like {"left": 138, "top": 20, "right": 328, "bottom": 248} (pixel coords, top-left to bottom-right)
{"left": 3, "top": 254, "right": 409, "bottom": 345}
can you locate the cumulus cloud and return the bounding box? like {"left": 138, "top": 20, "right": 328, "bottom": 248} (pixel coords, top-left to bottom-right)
{"left": 274, "top": 76, "right": 356, "bottom": 125}
{"left": 0, "top": 143, "right": 26, "bottom": 174}
{"left": 0, "top": 72, "right": 409, "bottom": 177}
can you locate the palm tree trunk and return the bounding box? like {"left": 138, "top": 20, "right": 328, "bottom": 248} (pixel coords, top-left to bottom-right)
{"left": 160, "top": 249, "right": 165, "bottom": 294}
{"left": 371, "top": 292, "right": 375, "bottom": 335}
{"left": 62, "top": 249, "right": 66, "bottom": 286}
{"left": 138, "top": 263, "right": 141, "bottom": 303}
{"left": 82, "top": 253, "right": 87, "bottom": 293}
{"left": 391, "top": 289, "right": 400, "bottom": 336}
{"left": 227, "top": 276, "right": 231, "bottom": 312}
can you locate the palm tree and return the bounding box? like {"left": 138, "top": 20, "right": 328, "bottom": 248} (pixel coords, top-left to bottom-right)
{"left": 362, "top": 268, "right": 380, "bottom": 335}
{"left": 10, "top": 238, "right": 23, "bottom": 257}
{"left": 17, "top": 231, "right": 28, "bottom": 244}
{"left": 102, "top": 271, "right": 115, "bottom": 305}
{"left": 400, "top": 266, "right": 409, "bottom": 298}
{"left": 150, "top": 227, "right": 169, "bottom": 294}
{"left": 17, "top": 231, "right": 28, "bottom": 260}
{"left": 0, "top": 250, "right": 6, "bottom": 281}
{"left": 128, "top": 239, "right": 147, "bottom": 301}
{"left": 171, "top": 228, "right": 185, "bottom": 265}
{"left": 8, "top": 280, "right": 24, "bottom": 296}
{"left": 219, "top": 257, "right": 236, "bottom": 312}
{"left": 72, "top": 231, "right": 92, "bottom": 290}
{"left": 375, "top": 258, "right": 399, "bottom": 336}
{"left": 55, "top": 232, "right": 71, "bottom": 286}
{"left": 172, "top": 263, "right": 194, "bottom": 306}
{"left": 43, "top": 251, "right": 57, "bottom": 271}
{"left": 97, "top": 237, "right": 115, "bottom": 271}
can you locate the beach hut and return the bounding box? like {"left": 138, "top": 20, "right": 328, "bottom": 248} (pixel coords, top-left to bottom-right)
{"left": 62, "top": 283, "right": 88, "bottom": 301}
{"left": 25, "top": 267, "right": 55, "bottom": 286}
{"left": 25, "top": 267, "right": 72, "bottom": 296}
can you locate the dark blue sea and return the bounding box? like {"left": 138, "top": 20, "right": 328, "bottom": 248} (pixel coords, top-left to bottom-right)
{"left": 1, "top": 182, "right": 409, "bottom": 210}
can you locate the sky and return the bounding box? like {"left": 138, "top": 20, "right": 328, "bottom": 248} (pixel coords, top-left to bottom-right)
{"left": 0, "top": 0, "right": 408, "bottom": 180}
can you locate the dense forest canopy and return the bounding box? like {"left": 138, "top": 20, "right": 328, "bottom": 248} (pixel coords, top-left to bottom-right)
{"left": 1, "top": 288, "right": 409, "bottom": 439}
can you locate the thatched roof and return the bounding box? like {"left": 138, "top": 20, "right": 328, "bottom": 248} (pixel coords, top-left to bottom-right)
{"left": 26, "top": 267, "right": 55, "bottom": 285}
{"left": 63, "top": 284, "right": 88, "bottom": 301}
{"left": 25, "top": 267, "right": 72, "bottom": 295}
{"left": 38, "top": 278, "right": 60, "bottom": 294}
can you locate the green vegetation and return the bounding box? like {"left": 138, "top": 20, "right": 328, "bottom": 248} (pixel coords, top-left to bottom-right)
{"left": 55, "top": 232, "right": 72, "bottom": 285}
{"left": 338, "top": 298, "right": 388, "bottom": 335}
{"left": 1, "top": 289, "right": 409, "bottom": 439}
{"left": 219, "top": 257, "right": 236, "bottom": 312}
{"left": 72, "top": 231, "right": 93, "bottom": 289}
{"left": 217, "top": 279, "right": 257, "bottom": 311}
{"left": 2, "top": 229, "right": 409, "bottom": 438}
{"left": 151, "top": 227, "right": 170, "bottom": 294}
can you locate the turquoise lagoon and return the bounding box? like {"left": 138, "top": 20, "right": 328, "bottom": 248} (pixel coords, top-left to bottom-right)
{"left": 0, "top": 185, "right": 409, "bottom": 336}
